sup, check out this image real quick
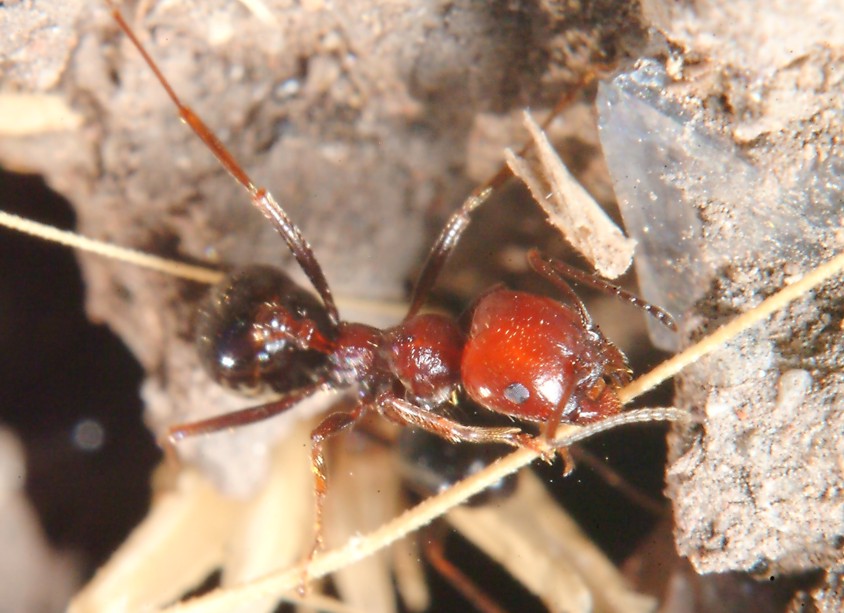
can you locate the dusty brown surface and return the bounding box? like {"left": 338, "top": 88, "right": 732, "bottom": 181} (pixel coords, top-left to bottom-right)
{"left": 642, "top": 1, "right": 844, "bottom": 585}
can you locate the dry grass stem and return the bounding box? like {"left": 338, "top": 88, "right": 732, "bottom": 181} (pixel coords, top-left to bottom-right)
{"left": 218, "top": 420, "right": 315, "bottom": 608}
{"left": 390, "top": 536, "right": 429, "bottom": 612}
{"left": 234, "top": 0, "right": 279, "bottom": 26}
{"left": 68, "top": 470, "right": 243, "bottom": 613}
{"left": 0, "top": 94, "right": 82, "bottom": 136}
{"left": 0, "top": 210, "right": 224, "bottom": 285}
{"left": 619, "top": 249, "right": 844, "bottom": 404}
{"left": 161, "top": 410, "right": 683, "bottom": 613}
{"left": 0, "top": 209, "right": 409, "bottom": 324}
{"left": 326, "top": 441, "right": 404, "bottom": 612}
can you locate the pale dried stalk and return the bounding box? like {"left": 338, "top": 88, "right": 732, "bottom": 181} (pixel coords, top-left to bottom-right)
{"left": 0, "top": 210, "right": 408, "bottom": 323}
{"left": 390, "top": 536, "right": 429, "bottom": 612}
{"left": 219, "top": 420, "right": 316, "bottom": 613}
{"left": 618, "top": 248, "right": 844, "bottom": 404}
{"left": 161, "top": 410, "right": 683, "bottom": 613}
{"left": 234, "top": 0, "right": 278, "bottom": 26}
{"left": 447, "top": 471, "right": 656, "bottom": 613}
{"left": 0, "top": 210, "right": 224, "bottom": 285}
{"left": 325, "top": 440, "right": 404, "bottom": 613}
{"left": 68, "top": 469, "right": 243, "bottom": 613}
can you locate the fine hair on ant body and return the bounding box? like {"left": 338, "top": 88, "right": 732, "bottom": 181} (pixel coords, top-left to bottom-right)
{"left": 106, "top": 0, "right": 677, "bottom": 583}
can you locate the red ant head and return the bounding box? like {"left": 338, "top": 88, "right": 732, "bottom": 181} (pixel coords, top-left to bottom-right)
{"left": 461, "top": 289, "right": 630, "bottom": 427}
{"left": 195, "top": 265, "right": 334, "bottom": 394}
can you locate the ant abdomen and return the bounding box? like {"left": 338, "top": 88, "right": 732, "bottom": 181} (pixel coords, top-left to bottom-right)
{"left": 195, "top": 265, "right": 333, "bottom": 395}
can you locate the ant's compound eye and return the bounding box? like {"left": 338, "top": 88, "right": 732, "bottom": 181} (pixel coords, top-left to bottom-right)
{"left": 503, "top": 382, "right": 530, "bottom": 405}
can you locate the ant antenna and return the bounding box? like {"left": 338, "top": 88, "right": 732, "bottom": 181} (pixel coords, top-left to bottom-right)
{"left": 107, "top": 1, "right": 340, "bottom": 325}
{"left": 527, "top": 249, "right": 678, "bottom": 331}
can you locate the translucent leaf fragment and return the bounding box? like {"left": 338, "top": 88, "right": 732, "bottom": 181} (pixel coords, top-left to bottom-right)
{"left": 507, "top": 110, "right": 636, "bottom": 279}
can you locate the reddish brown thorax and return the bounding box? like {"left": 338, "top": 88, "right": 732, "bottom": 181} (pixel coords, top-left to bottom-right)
{"left": 383, "top": 314, "right": 463, "bottom": 407}
{"left": 462, "top": 289, "right": 630, "bottom": 426}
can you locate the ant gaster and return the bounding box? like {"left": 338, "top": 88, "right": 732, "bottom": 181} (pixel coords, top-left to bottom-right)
{"left": 109, "top": 3, "right": 675, "bottom": 576}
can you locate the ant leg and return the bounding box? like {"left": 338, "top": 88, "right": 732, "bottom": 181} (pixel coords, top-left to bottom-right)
{"left": 162, "top": 378, "right": 330, "bottom": 449}
{"left": 527, "top": 250, "right": 593, "bottom": 326}
{"left": 537, "top": 376, "right": 578, "bottom": 475}
{"left": 568, "top": 446, "right": 666, "bottom": 515}
{"left": 542, "top": 377, "right": 576, "bottom": 443}
{"left": 107, "top": 4, "right": 339, "bottom": 325}
{"left": 528, "top": 250, "right": 677, "bottom": 330}
{"left": 405, "top": 187, "right": 495, "bottom": 319}
{"left": 303, "top": 404, "right": 366, "bottom": 593}
{"left": 379, "top": 395, "right": 540, "bottom": 452}
{"left": 405, "top": 73, "right": 610, "bottom": 320}
{"left": 422, "top": 526, "right": 507, "bottom": 613}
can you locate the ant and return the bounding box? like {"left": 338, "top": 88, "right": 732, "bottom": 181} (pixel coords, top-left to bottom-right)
{"left": 107, "top": 0, "right": 676, "bottom": 587}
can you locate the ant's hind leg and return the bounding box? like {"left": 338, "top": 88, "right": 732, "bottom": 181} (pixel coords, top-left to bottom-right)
{"left": 161, "top": 379, "right": 329, "bottom": 458}
{"left": 422, "top": 526, "right": 507, "bottom": 613}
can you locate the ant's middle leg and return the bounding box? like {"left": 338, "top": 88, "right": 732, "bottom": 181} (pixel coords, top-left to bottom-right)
{"left": 422, "top": 524, "right": 508, "bottom": 613}
{"left": 405, "top": 75, "right": 608, "bottom": 321}
{"left": 404, "top": 187, "right": 495, "bottom": 319}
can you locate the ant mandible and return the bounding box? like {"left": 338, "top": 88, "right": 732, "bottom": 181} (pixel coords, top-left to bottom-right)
{"left": 108, "top": 2, "right": 675, "bottom": 573}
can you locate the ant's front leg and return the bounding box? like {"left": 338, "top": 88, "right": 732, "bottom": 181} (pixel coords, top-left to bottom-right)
{"left": 384, "top": 394, "right": 576, "bottom": 474}
{"left": 379, "top": 394, "right": 538, "bottom": 451}
{"left": 527, "top": 250, "right": 677, "bottom": 331}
